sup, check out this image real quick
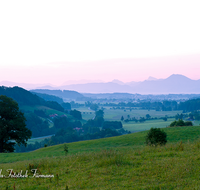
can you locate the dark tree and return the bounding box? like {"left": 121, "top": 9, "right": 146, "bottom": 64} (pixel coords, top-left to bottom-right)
{"left": 146, "top": 114, "right": 151, "bottom": 119}
{"left": 94, "top": 116, "right": 104, "bottom": 127}
{"left": 178, "top": 98, "right": 200, "bottom": 112}
{"left": 54, "top": 117, "right": 71, "bottom": 129}
{"left": 95, "top": 110, "right": 104, "bottom": 118}
{"left": 34, "top": 109, "right": 48, "bottom": 118}
{"left": 121, "top": 116, "right": 124, "bottom": 121}
{"left": 103, "top": 121, "right": 123, "bottom": 130}
{"left": 145, "top": 128, "right": 167, "bottom": 146}
{"left": 45, "top": 101, "right": 64, "bottom": 112}
{"left": 163, "top": 117, "right": 167, "bottom": 121}
{"left": 169, "top": 119, "right": 193, "bottom": 127}
{"left": 62, "top": 102, "right": 71, "bottom": 110}
{"left": 90, "top": 103, "right": 99, "bottom": 111}
{"left": 184, "top": 121, "right": 193, "bottom": 126}
{"left": 70, "top": 109, "right": 82, "bottom": 120}
{"left": 25, "top": 113, "right": 51, "bottom": 138}
{"left": 175, "top": 113, "right": 183, "bottom": 120}
{"left": 93, "top": 109, "right": 104, "bottom": 127}
{"left": 139, "top": 117, "right": 146, "bottom": 123}
{"left": 0, "top": 95, "right": 32, "bottom": 153}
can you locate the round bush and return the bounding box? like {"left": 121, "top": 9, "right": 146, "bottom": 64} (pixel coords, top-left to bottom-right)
{"left": 145, "top": 128, "right": 167, "bottom": 146}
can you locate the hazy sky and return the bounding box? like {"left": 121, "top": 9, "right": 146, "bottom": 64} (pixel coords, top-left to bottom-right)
{"left": 0, "top": 0, "right": 200, "bottom": 85}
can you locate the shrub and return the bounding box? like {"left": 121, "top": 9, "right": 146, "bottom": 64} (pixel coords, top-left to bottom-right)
{"left": 70, "top": 109, "right": 82, "bottom": 120}
{"left": 184, "top": 121, "right": 193, "bottom": 126}
{"left": 145, "top": 128, "right": 167, "bottom": 146}
{"left": 103, "top": 121, "right": 123, "bottom": 130}
{"left": 169, "top": 119, "right": 193, "bottom": 127}
{"left": 64, "top": 144, "right": 68, "bottom": 155}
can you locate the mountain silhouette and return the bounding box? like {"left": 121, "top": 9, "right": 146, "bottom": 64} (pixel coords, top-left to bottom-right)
{"left": 1, "top": 74, "right": 200, "bottom": 94}
{"left": 57, "top": 74, "right": 200, "bottom": 94}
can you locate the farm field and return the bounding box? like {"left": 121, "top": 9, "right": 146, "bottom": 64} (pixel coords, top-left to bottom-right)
{"left": 1, "top": 126, "right": 200, "bottom": 189}
{"left": 20, "top": 105, "right": 71, "bottom": 117}
{"left": 103, "top": 108, "right": 183, "bottom": 121}
{"left": 123, "top": 118, "right": 175, "bottom": 132}
{"left": 27, "top": 135, "right": 53, "bottom": 144}
{"left": 77, "top": 106, "right": 183, "bottom": 121}
{"left": 76, "top": 107, "right": 95, "bottom": 120}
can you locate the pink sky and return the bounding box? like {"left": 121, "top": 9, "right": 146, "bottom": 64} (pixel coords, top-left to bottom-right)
{"left": 1, "top": 54, "right": 200, "bottom": 86}
{"left": 0, "top": 1, "right": 200, "bottom": 86}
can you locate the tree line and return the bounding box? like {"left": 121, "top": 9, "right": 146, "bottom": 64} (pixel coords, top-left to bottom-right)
{"left": 103, "top": 99, "right": 200, "bottom": 112}
{"left": 15, "top": 109, "right": 128, "bottom": 152}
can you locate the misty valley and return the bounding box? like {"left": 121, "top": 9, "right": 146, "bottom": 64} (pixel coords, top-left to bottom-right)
{"left": 1, "top": 84, "right": 200, "bottom": 189}
{"left": 1, "top": 1, "right": 200, "bottom": 188}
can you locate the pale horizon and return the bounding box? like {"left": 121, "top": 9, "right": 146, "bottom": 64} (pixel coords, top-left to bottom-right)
{"left": 1, "top": 54, "right": 200, "bottom": 86}
{"left": 1, "top": 1, "right": 200, "bottom": 86}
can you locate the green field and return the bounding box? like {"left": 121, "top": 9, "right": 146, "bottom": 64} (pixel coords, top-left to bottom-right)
{"left": 76, "top": 107, "right": 95, "bottom": 120}
{"left": 1, "top": 126, "right": 200, "bottom": 189}
{"left": 27, "top": 135, "right": 53, "bottom": 144}
{"left": 123, "top": 118, "right": 175, "bottom": 132}
{"left": 77, "top": 106, "right": 183, "bottom": 121}
{"left": 20, "top": 105, "right": 72, "bottom": 118}
{"left": 3, "top": 105, "right": 199, "bottom": 189}
{"left": 103, "top": 108, "right": 182, "bottom": 121}
{"left": 78, "top": 106, "right": 183, "bottom": 132}
{"left": 2, "top": 125, "right": 200, "bottom": 163}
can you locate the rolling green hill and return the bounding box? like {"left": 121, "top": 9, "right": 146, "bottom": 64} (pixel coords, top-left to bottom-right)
{"left": 1, "top": 126, "right": 200, "bottom": 189}
{"left": 30, "top": 89, "right": 85, "bottom": 100}
{"left": 1, "top": 126, "right": 200, "bottom": 163}
{"left": 0, "top": 86, "right": 42, "bottom": 106}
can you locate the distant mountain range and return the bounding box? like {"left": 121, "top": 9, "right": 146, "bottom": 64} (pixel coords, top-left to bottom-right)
{"left": 0, "top": 81, "right": 57, "bottom": 90}
{"left": 1, "top": 74, "right": 200, "bottom": 94}
{"left": 54, "top": 74, "right": 200, "bottom": 94}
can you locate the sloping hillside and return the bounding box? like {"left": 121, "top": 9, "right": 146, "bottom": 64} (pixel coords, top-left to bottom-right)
{"left": 1, "top": 126, "right": 200, "bottom": 189}
{"left": 31, "top": 89, "right": 85, "bottom": 100}
{"left": 1, "top": 125, "right": 200, "bottom": 163}
{"left": 0, "top": 86, "right": 43, "bottom": 106}
{"left": 0, "top": 86, "right": 73, "bottom": 138}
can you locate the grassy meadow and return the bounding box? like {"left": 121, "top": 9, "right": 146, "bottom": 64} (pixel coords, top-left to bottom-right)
{"left": 103, "top": 108, "right": 182, "bottom": 121}
{"left": 27, "top": 135, "right": 53, "bottom": 145}
{"left": 79, "top": 106, "right": 183, "bottom": 121}
{"left": 123, "top": 118, "right": 175, "bottom": 132}
{"left": 4, "top": 104, "right": 199, "bottom": 189}
{"left": 76, "top": 107, "right": 96, "bottom": 121}
{"left": 1, "top": 126, "right": 200, "bottom": 189}
{"left": 20, "top": 105, "right": 73, "bottom": 120}
{"left": 78, "top": 106, "right": 183, "bottom": 132}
